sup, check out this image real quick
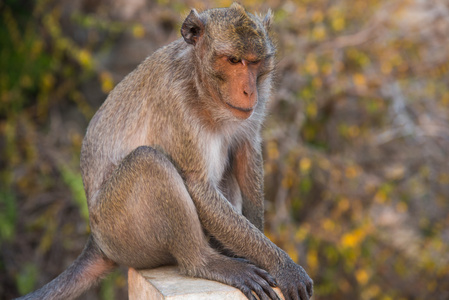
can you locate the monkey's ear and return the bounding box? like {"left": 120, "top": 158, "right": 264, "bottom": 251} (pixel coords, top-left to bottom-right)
{"left": 262, "top": 9, "right": 273, "bottom": 31}
{"left": 181, "top": 9, "right": 204, "bottom": 45}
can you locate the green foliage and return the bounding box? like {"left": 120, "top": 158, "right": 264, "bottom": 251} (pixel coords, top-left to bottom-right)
{"left": 100, "top": 270, "right": 127, "bottom": 300}
{"left": 59, "top": 165, "right": 89, "bottom": 222}
{"left": 0, "top": 189, "right": 17, "bottom": 242}
{"left": 0, "top": 3, "right": 53, "bottom": 120}
{"left": 16, "top": 263, "right": 38, "bottom": 295}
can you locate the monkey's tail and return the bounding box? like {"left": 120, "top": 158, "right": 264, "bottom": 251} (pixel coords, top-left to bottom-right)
{"left": 16, "top": 235, "right": 116, "bottom": 300}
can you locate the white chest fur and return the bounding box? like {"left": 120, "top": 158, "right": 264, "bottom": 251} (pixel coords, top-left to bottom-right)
{"left": 202, "top": 132, "right": 228, "bottom": 185}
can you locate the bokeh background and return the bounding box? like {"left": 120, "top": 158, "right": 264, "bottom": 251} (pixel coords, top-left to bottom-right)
{"left": 1, "top": 0, "right": 449, "bottom": 299}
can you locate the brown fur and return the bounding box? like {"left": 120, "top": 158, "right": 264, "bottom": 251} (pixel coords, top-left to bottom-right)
{"left": 18, "top": 3, "right": 312, "bottom": 300}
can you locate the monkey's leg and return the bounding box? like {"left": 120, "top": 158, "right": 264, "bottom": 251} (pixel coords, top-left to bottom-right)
{"left": 89, "top": 146, "right": 279, "bottom": 300}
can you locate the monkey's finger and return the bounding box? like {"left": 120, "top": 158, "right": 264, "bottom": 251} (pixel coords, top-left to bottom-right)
{"left": 249, "top": 282, "right": 271, "bottom": 300}
{"left": 242, "top": 266, "right": 279, "bottom": 300}
{"left": 250, "top": 276, "right": 279, "bottom": 300}
{"left": 306, "top": 282, "right": 313, "bottom": 298}
{"left": 259, "top": 284, "right": 280, "bottom": 300}
{"left": 240, "top": 285, "right": 258, "bottom": 300}
{"left": 254, "top": 267, "right": 278, "bottom": 287}
{"left": 285, "top": 288, "right": 300, "bottom": 300}
{"left": 298, "top": 282, "right": 309, "bottom": 300}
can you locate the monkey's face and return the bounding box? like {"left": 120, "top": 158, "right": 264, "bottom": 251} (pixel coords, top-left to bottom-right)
{"left": 212, "top": 54, "right": 266, "bottom": 119}
{"left": 181, "top": 3, "right": 276, "bottom": 120}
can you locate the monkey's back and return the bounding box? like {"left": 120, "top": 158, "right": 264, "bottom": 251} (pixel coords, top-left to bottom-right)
{"left": 80, "top": 39, "right": 197, "bottom": 204}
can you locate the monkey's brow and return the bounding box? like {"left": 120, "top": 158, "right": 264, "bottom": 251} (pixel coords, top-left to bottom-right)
{"left": 246, "top": 52, "right": 275, "bottom": 62}
{"left": 213, "top": 41, "right": 269, "bottom": 58}
{"left": 243, "top": 53, "right": 261, "bottom": 62}
{"left": 215, "top": 48, "right": 271, "bottom": 61}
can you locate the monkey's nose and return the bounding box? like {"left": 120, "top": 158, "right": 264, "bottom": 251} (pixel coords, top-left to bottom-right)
{"left": 243, "top": 88, "right": 255, "bottom": 98}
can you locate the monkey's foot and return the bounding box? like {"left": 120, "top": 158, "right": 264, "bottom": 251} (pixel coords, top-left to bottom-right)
{"left": 185, "top": 256, "right": 280, "bottom": 300}
{"left": 271, "top": 261, "right": 313, "bottom": 300}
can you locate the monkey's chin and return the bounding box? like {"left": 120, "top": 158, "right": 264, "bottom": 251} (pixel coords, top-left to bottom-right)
{"left": 225, "top": 102, "right": 254, "bottom": 119}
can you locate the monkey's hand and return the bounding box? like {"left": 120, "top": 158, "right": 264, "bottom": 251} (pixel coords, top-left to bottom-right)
{"left": 270, "top": 258, "right": 313, "bottom": 300}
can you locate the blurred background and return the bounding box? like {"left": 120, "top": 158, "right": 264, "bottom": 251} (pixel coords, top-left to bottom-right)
{"left": 1, "top": 0, "right": 448, "bottom": 299}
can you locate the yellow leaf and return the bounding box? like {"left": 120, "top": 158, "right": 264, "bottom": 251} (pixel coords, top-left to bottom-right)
{"left": 306, "top": 102, "right": 318, "bottom": 118}
{"left": 355, "top": 269, "right": 369, "bottom": 285}
{"left": 100, "top": 71, "right": 115, "bottom": 93}
{"left": 342, "top": 232, "right": 357, "bottom": 248}
{"left": 312, "top": 25, "right": 326, "bottom": 41}
{"left": 295, "top": 226, "right": 309, "bottom": 242}
{"left": 332, "top": 16, "right": 345, "bottom": 31}
{"left": 281, "top": 174, "right": 294, "bottom": 188}
{"left": 353, "top": 73, "right": 366, "bottom": 88}
{"left": 307, "top": 249, "right": 318, "bottom": 272}
{"left": 132, "top": 24, "right": 145, "bottom": 39}
{"left": 442, "top": 93, "right": 449, "bottom": 105}
{"left": 42, "top": 73, "right": 55, "bottom": 91}
{"left": 286, "top": 243, "right": 298, "bottom": 263}
{"left": 322, "top": 219, "right": 335, "bottom": 231}
{"left": 341, "top": 228, "right": 365, "bottom": 248}
{"left": 338, "top": 198, "right": 350, "bottom": 212}
{"left": 322, "top": 63, "right": 332, "bottom": 76}
{"left": 299, "top": 157, "right": 312, "bottom": 174}
{"left": 348, "top": 126, "right": 360, "bottom": 138}
{"left": 267, "top": 141, "right": 279, "bottom": 160}
{"left": 305, "top": 55, "right": 319, "bottom": 75}
{"left": 345, "top": 165, "right": 359, "bottom": 178}
{"left": 31, "top": 40, "right": 44, "bottom": 57}
{"left": 264, "top": 231, "right": 274, "bottom": 242}
{"left": 78, "top": 49, "right": 93, "bottom": 69}
{"left": 374, "top": 190, "right": 387, "bottom": 204}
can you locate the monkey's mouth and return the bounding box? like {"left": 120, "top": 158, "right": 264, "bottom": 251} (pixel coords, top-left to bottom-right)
{"left": 225, "top": 102, "right": 254, "bottom": 113}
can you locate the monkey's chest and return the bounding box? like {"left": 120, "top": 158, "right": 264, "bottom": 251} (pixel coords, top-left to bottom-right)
{"left": 201, "top": 134, "right": 229, "bottom": 184}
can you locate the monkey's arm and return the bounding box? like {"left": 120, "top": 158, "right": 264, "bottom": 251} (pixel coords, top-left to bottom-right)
{"left": 186, "top": 177, "right": 313, "bottom": 300}
{"left": 232, "top": 140, "right": 265, "bottom": 231}
{"left": 186, "top": 177, "right": 281, "bottom": 267}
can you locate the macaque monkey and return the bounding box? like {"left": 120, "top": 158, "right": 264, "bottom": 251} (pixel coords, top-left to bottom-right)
{"left": 18, "top": 3, "right": 313, "bottom": 300}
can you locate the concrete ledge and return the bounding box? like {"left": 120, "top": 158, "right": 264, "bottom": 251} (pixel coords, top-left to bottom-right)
{"left": 128, "top": 266, "right": 284, "bottom": 299}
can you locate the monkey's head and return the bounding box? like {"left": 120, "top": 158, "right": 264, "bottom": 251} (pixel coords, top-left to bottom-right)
{"left": 181, "top": 3, "right": 276, "bottom": 120}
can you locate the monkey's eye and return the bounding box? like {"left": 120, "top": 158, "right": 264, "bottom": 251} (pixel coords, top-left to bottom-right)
{"left": 228, "top": 56, "right": 241, "bottom": 65}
